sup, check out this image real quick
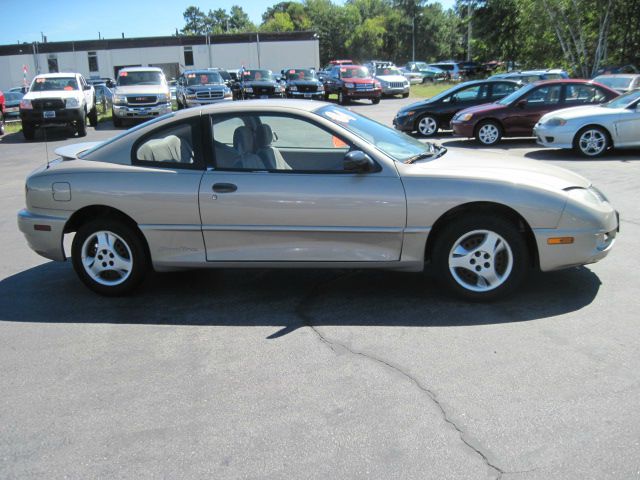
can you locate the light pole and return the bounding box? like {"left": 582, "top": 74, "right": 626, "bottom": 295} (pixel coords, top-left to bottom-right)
{"left": 412, "top": 12, "right": 423, "bottom": 62}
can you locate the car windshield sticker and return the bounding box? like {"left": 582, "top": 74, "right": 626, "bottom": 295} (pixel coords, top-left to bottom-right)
{"left": 120, "top": 71, "right": 127, "bottom": 77}
{"left": 187, "top": 74, "right": 196, "bottom": 78}
{"left": 64, "top": 86, "right": 73, "bottom": 90}
{"left": 340, "top": 68, "right": 347, "bottom": 72}
{"left": 289, "top": 69, "right": 296, "bottom": 74}
{"left": 200, "top": 75, "right": 208, "bottom": 84}
{"left": 325, "top": 109, "right": 356, "bottom": 123}
{"left": 332, "top": 136, "right": 348, "bottom": 148}
{"left": 35, "top": 78, "right": 45, "bottom": 83}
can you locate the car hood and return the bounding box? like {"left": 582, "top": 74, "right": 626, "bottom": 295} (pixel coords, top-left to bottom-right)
{"left": 288, "top": 80, "right": 321, "bottom": 87}
{"left": 114, "top": 85, "right": 168, "bottom": 95}
{"left": 399, "top": 100, "right": 432, "bottom": 113}
{"left": 377, "top": 75, "right": 407, "bottom": 82}
{"left": 23, "top": 90, "right": 83, "bottom": 100}
{"left": 404, "top": 149, "right": 590, "bottom": 190}
{"left": 5, "top": 100, "right": 21, "bottom": 107}
{"left": 540, "top": 104, "right": 622, "bottom": 121}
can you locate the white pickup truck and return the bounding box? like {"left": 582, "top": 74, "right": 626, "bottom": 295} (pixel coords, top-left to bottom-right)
{"left": 111, "top": 67, "right": 172, "bottom": 127}
{"left": 19, "top": 73, "right": 97, "bottom": 140}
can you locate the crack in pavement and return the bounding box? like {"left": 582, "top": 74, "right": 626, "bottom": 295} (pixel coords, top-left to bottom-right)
{"left": 294, "top": 272, "right": 508, "bottom": 479}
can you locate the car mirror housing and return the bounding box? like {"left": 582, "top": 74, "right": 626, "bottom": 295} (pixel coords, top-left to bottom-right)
{"left": 344, "top": 150, "right": 376, "bottom": 173}
{"left": 516, "top": 99, "right": 527, "bottom": 108}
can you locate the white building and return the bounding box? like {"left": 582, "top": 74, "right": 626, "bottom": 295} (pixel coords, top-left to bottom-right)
{"left": 0, "top": 31, "right": 320, "bottom": 90}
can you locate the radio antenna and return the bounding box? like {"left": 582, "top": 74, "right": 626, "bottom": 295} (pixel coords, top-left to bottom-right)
{"left": 43, "top": 126, "right": 50, "bottom": 169}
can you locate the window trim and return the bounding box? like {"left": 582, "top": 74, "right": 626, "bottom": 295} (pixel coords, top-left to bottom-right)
{"left": 130, "top": 116, "right": 205, "bottom": 171}
{"left": 206, "top": 111, "right": 382, "bottom": 174}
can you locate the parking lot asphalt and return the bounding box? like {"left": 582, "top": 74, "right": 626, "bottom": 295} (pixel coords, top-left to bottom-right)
{"left": 1, "top": 99, "right": 640, "bottom": 479}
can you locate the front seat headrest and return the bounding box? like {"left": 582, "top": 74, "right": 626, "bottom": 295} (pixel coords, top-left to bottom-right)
{"left": 233, "top": 126, "right": 254, "bottom": 155}
{"left": 256, "top": 124, "right": 274, "bottom": 149}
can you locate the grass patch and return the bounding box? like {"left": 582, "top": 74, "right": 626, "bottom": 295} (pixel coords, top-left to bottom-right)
{"left": 409, "top": 82, "right": 455, "bottom": 99}
{"left": 4, "top": 121, "right": 22, "bottom": 134}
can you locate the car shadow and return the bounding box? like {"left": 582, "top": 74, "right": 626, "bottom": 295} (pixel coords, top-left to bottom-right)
{"left": 0, "top": 262, "right": 601, "bottom": 338}
{"left": 0, "top": 127, "right": 84, "bottom": 144}
{"left": 525, "top": 147, "right": 640, "bottom": 162}
{"left": 439, "top": 137, "right": 537, "bottom": 149}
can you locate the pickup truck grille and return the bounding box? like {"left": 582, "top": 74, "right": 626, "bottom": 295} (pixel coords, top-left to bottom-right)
{"left": 196, "top": 90, "right": 224, "bottom": 99}
{"left": 355, "top": 83, "right": 374, "bottom": 90}
{"left": 297, "top": 85, "right": 318, "bottom": 93}
{"left": 127, "top": 95, "right": 157, "bottom": 105}
{"left": 252, "top": 86, "right": 275, "bottom": 95}
{"left": 31, "top": 98, "right": 65, "bottom": 111}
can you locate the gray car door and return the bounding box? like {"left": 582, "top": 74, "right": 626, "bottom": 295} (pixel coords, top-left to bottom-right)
{"left": 199, "top": 112, "right": 407, "bottom": 262}
{"left": 614, "top": 103, "right": 640, "bottom": 147}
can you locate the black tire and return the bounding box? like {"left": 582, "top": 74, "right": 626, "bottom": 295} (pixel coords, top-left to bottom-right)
{"left": 416, "top": 115, "right": 439, "bottom": 137}
{"left": 338, "top": 91, "right": 348, "bottom": 105}
{"left": 421, "top": 77, "right": 433, "bottom": 84}
{"left": 22, "top": 122, "right": 35, "bottom": 140}
{"left": 402, "top": 92, "right": 410, "bottom": 98}
{"left": 475, "top": 120, "right": 502, "bottom": 146}
{"left": 431, "top": 214, "right": 529, "bottom": 301}
{"left": 176, "top": 97, "right": 183, "bottom": 110}
{"left": 372, "top": 97, "right": 381, "bottom": 105}
{"left": 71, "top": 219, "right": 149, "bottom": 296}
{"left": 77, "top": 111, "right": 87, "bottom": 137}
{"left": 573, "top": 126, "right": 610, "bottom": 158}
{"left": 88, "top": 101, "right": 98, "bottom": 127}
{"left": 0, "top": 112, "right": 4, "bottom": 136}
{"left": 112, "top": 111, "right": 122, "bottom": 128}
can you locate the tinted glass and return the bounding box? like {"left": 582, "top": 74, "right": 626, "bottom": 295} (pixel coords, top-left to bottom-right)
{"left": 376, "top": 66, "right": 402, "bottom": 76}
{"left": 184, "top": 72, "right": 223, "bottom": 86}
{"left": 594, "top": 76, "right": 634, "bottom": 90}
{"left": 451, "top": 84, "right": 488, "bottom": 102}
{"left": 564, "top": 84, "right": 607, "bottom": 104}
{"left": 136, "top": 122, "right": 196, "bottom": 165}
{"left": 339, "top": 67, "right": 370, "bottom": 79}
{"left": 524, "top": 85, "right": 562, "bottom": 105}
{"left": 243, "top": 70, "right": 274, "bottom": 81}
{"left": 603, "top": 90, "right": 640, "bottom": 108}
{"left": 31, "top": 77, "right": 78, "bottom": 91}
{"left": 285, "top": 69, "right": 318, "bottom": 81}
{"left": 491, "top": 82, "right": 519, "bottom": 99}
{"left": 117, "top": 71, "right": 163, "bottom": 86}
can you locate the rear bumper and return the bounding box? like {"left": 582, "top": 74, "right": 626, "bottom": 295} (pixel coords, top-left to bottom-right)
{"left": 113, "top": 103, "right": 172, "bottom": 119}
{"left": 17, "top": 209, "right": 67, "bottom": 262}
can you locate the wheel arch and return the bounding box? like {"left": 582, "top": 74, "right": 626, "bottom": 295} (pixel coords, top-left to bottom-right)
{"left": 573, "top": 123, "right": 614, "bottom": 148}
{"left": 64, "top": 205, "right": 151, "bottom": 259}
{"left": 424, "top": 201, "right": 539, "bottom": 269}
{"left": 413, "top": 111, "right": 440, "bottom": 131}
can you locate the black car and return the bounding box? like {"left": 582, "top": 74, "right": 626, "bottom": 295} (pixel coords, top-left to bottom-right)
{"left": 281, "top": 68, "right": 325, "bottom": 100}
{"left": 239, "top": 69, "right": 285, "bottom": 100}
{"left": 3, "top": 91, "right": 23, "bottom": 120}
{"left": 393, "top": 79, "right": 522, "bottom": 137}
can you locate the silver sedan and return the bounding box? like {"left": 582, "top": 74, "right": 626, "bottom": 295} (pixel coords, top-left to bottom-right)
{"left": 534, "top": 90, "right": 640, "bottom": 157}
{"left": 18, "top": 100, "right": 619, "bottom": 300}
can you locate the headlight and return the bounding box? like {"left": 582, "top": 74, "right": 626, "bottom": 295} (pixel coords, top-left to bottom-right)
{"left": 454, "top": 112, "right": 473, "bottom": 121}
{"left": 113, "top": 94, "right": 127, "bottom": 105}
{"left": 318, "top": 84, "right": 324, "bottom": 91}
{"left": 544, "top": 118, "right": 567, "bottom": 127}
{"left": 398, "top": 110, "right": 415, "bottom": 117}
{"left": 244, "top": 87, "right": 253, "bottom": 93}
{"left": 345, "top": 82, "right": 354, "bottom": 89}
{"left": 289, "top": 85, "right": 298, "bottom": 92}
{"left": 564, "top": 186, "right": 608, "bottom": 207}
{"left": 65, "top": 97, "right": 80, "bottom": 108}
{"left": 20, "top": 99, "right": 33, "bottom": 110}
{"left": 374, "top": 81, "right": 382, "bottom": 89}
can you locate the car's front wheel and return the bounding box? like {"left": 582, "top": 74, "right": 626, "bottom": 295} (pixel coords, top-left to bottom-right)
{"left": 0, "top": 112, "right": 4, "bottom": 135}
{"left": 71, "top": 220, "right": 149, "bottom": 296}
{"left": 22, "top": 122, "right": 35, "bottom": 140}
{"left": 432, "top": 214, "right": 529, "bottom": 301}
{"left": 574, "top": 126, "right": 609, "bottom": 158}
{"left": 338, "top": 91, "right": 348, "bottom": 105}
{"left": 475, "top": 120, "right": 502, "bottom": 145}
{"left": 88, "top": 101, "right": 98, "bottom": 127}
{"left": 372, "top": 97, "right": 380, "bottom": 105}
{"left": 416, "top": 115, "right": 438, "bottom": 137}
{"left": 112, "top": 111, "right": 122, "bottom": 128}
{"left": 77, "top": 111, "right": 87, "bottom": 137}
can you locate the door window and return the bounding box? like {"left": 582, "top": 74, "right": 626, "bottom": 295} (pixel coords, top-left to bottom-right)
{"left": 564, "top": 84, "right": 607, "bottom": 105}
{"left": 448, "top": 84, "right": 489, "bottom": 103}
{"left": 524, "top": 85, "right": 562, "bottom": 106}
{"left": 210, "top": 114, "right": 355, "bottom": 172}
{"left": 491, "top": 82, "right": 519, "bottom": 100}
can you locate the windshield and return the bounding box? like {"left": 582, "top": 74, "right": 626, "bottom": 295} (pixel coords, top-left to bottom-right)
{"left": 117, "top": 71, "right": 163, "bottom": 86}
{"left": 415, "top": 62, "right": 429, "bottom": 70}
{"left": 31, "top": 77, "right": 78, "bottom": 91}
{"left": 5, "top": 92, "right": 23, "bottom": 101}
{"left": 285, "top": 69, "right": 317, "bottom": 81}
{"left": 243, "top": 69, "right": 274, "bottom": 81}
{"left": 497, "top": 83, "right": 534, "bottom": 105}
{"left": 217, "top": 70, "right": 231, "bottom": 81}
{"left": 376, "top": 66, "right": 402, "bottom": 76}
{"left": 316, "top": 105, "right": 440, "bottom": 163}
{"left": 340, "top": 67, "right": 370, "bottom": 79}
{"left": 185, "top": 72, "right": 223, "bottom": 86}
{"left": 594, "top": 76, "right": 633, "bottom": 90}
{"left": 603, "top": 90, "right": 640, "bottom": 108}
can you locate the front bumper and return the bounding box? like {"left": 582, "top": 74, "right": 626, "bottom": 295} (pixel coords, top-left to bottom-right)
{"left": 20, "top": 107, "right": 84, "bottom": 126}
{"left": 533, "top": 123, "right": 575, "bottom": 149}
{"left": 185, "top": 97, "right": 233, "bottom": 107}
{"left": 17, "top": 209, "right": 68, "bottom": 262}
{"left": 344, "top": 89, "right": 382, "bottom": 99}
{"left": 451, "top": 120, "right": 475, "bottom": 137}
{"left": 287, "top": 90, "right": 325, "bottom": 99}
{"left": 243, "top": 92, "right": 285, "bottom": 99}
{"left": 393, "top": 113, "right": 415, "bottom": 132}
{"left": 112, "top": 102, "right": 172, "bottom": 119}
{"left": 382, "top": 85, "right": 410, "bottom": 95}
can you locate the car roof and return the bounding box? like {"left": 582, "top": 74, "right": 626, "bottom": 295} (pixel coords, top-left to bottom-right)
{"left": 34, "top": 72, "right": 79, "bottom": 78}
{"left": 594, "top": 74, "right": 639, "bottom": 78}
{"left": 184, "top": 69, "right": 222, "bottom": 74}
{"left": 120, "top": 67, "right": 163, "bottom": 73}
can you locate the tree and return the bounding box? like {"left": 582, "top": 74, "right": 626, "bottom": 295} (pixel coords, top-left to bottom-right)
{"left": 261, "top": 12, "right": 296, "bottom": 31}
{"left": 229, "top": 5, "right": 256, "bottom": 32}
{"left": 181, "top": 6, "right": 207, "bottom": 35}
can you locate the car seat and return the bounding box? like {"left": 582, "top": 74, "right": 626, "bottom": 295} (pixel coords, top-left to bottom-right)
{"left": 255, "top": 124, "right": 291, "bottom": 170}
{"left": 233, "top": 126, "right": 265, "bottom": 169}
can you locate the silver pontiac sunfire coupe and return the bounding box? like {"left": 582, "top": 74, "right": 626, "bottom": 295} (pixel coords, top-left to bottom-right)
{"left": 18, "top": 100, "right": 619, "bottom": 300}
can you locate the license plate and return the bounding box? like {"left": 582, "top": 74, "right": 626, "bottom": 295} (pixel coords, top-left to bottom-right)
{"left": 260, "top": 95, "right": 268, "bottom": 99}
{"left": 304, "top": 93, "right": 312, "bottom": 98}
{"left": 43, "top": 110, "right": 56, "bottom": 119}
{"left": 6, "top": 106, "right": 18, "bottom": 113}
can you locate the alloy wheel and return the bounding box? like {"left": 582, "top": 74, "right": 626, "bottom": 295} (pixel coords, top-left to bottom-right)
{"left": 477, "top": 123, "right": 500, "bottom": 145}
{"left": 578, "top": 129, "right": 607, "bottom": 156}
{"left": 81, "top": 230, "right": 133, "bottom": 286}
{"left": 418, "top": 116, "right": 437, "bottom": 136}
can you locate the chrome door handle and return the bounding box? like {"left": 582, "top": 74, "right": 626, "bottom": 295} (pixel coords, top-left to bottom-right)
{"left": 212, "top": 183, "right": 237, "bottom": 193}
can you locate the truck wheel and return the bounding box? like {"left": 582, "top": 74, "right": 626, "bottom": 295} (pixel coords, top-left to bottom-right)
{"left": 176, "top": 98, "right": 183, "bottom": 110}
{"left": 88, "top": 102, "right": 98, "bottom": 127}
{"left": 77, "top": 111, "right": 87, "bottom": 137}
{"left": 372, "top": 97, "right": 380, "bottom": 105}
{"left": 338, "top": 91, "right": 348, "bottom": 105}
{"left": 71, "top": 219, "right": 149, "bottom": 296}
{"left": 22, "top": 122, "right": 35, "bottom": 140}
{"left": 402, "top": 92, "right": 410, "bottom": 98}
{"left": 112, "top": 111, "right": 122, "bottom": 128}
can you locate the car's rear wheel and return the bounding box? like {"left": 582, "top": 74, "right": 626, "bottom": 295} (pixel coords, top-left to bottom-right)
{"left": 372, "top": 97, "right": 380, "bottom": 104}
{"left": 72, "top": 220, "right": 149, "bottom": 296}
{"left": 338, "top": 91, "right": 348, "bottom": 105}
{"left": 22, "top": 122, "right": 35, "bottom": 140}
{"left": 432, "top": 214, "right": 529, "bottom": 301}
{"left": 402, "top": 92, "right": 410, "bottom": 98}
{"left": 475, "top": 120, "right": 502, "bottom": 145}
{"left": 574, "top": 126, "right": 609, "bottom": 158}
{"left": 416, "top": 115, "right": 438, "bottom": 137}
{"left": 77, "top": 111, "right": 87, "bottom": 137}
{"left": 0, "top": 112, "right": 4, "bottom": 135}
{"left": 88, "top": 101, "right": 98, "bottom": 127}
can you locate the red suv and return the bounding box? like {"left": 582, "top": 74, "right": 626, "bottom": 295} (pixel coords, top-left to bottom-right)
{"left": 322, "top": 65, "right": 382, "bottom": 105}
{"left": 451, "top": 79, "right": 618, "bottom": 145}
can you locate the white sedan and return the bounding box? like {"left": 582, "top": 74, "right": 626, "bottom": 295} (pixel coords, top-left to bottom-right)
{"left": 534, "top": 90, "right": 640, "bottom": 157}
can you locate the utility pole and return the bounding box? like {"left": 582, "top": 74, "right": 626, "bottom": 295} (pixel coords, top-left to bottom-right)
{"left": 467, "top": 1, "right": 472, "bottom": 61}
{"left": 412, "top": 15, "right": 416, "bottom": 62}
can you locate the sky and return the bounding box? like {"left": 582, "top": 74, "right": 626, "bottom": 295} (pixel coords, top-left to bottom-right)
{"left": 0, "top": 0, "right": 456, "bottom": 45}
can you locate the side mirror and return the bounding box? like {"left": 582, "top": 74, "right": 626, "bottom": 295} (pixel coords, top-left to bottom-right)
{"left": 516, "top": 99, "right": 527, "bottom": 108}
{"left": 344, "top": 150, "right": 376, "bottom": 173}
{"left": 84, "top": 84, "right": 91, "bottom": 90}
